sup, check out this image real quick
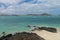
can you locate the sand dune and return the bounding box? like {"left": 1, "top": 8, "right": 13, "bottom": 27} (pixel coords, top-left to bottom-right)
{"left": 32, "top": 29, "right": 60, "bottom": 40}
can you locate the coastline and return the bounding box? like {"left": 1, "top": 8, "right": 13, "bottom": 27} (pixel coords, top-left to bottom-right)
{"left": 0, "top": 27, "right": 60, "bottom": 35}
{"left": 32, "top": 28, "right": 60, "bottom": 40}
{"left": 0, "top": 27, "right": 60, "bottom": 40}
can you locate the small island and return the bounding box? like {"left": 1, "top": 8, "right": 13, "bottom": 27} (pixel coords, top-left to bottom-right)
{"left": 40, "top": 13, "right": 52, "bottom": 16}
{"left": 26, "top": 13, "right": 52, "bottom": 16}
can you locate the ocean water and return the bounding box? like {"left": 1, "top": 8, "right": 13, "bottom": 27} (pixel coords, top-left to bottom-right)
{"left": 0, "top": 16, "right": 60, "bottom": 34}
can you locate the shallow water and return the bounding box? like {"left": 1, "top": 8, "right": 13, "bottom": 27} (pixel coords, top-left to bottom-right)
{"left": 0, "top": 16, "right": 60, "bottom": 34}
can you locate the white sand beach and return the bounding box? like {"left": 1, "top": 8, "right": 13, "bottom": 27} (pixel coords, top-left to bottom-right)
{"left": 32, "top": 29, "right": 60, "bottom": 40}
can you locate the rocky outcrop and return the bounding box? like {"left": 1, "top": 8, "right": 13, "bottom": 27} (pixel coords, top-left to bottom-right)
{"left": 40, "top": 27, "right": 57, "bottom": 33}
{"left": 0, "top": 32, "right": 45, "bottom": 40}
{"left": 32, "top": 27, "right": 57, "bottom": 33}
{"left": 46, "top": 27, "right": 57, "bottom": 33}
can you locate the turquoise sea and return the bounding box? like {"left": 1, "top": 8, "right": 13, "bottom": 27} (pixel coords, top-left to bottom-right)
{"left": 0, "top": 16, "right": 60, "bottom": 34}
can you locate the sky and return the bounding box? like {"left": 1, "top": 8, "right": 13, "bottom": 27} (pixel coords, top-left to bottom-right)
{"left": 0, "top": 0, "right": 60, "bottom": 15}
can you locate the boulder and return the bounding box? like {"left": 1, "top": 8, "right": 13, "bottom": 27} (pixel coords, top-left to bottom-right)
{"left": 0, "top": 32, "right": 45, "bottom": 40}
{"left": 32, "top": 27, "right": 57, "bottom": 33}
{"left": 45, "top": 27, "right": 57, "bottom": 33}
{"left": 27, "top": 25, "right": 31, "bottom": 27}
{"left": 0, "top": 34, "right": 12, "bottom": 40}
{"left": 38, "top": 27, "right": 57, "bottom": 33}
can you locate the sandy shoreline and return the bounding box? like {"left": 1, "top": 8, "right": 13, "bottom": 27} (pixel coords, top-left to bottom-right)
{"left": 32, "top": 28, "right": 60, "bottom": 40}
{"left": 0, "top": 26, "right": 60, "bottom": 40}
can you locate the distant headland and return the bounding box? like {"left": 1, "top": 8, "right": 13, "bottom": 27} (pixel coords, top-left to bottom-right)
{"left": 0, "top": 13, "right": 58, "bottom": 16}
{"left": 26, "top": 13, "right": 52, "bottom": 16}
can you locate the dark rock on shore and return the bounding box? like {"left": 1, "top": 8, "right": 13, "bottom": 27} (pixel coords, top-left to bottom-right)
{"left": 0, "top": 32, "right": 45, "bottom": 40}
{"left": 0, "top": 34, "right": 12, "bottom": 40}
{"left": 40, "top": 27, "right": 57, "bottom": 33}
{"left": 27, "top": 25, "right": 31, "bottom": 27}
{"left": 45, "top": 27, "right": 57, "bottom": 33}
{"left": 32, "top": 27, "right": 57, "bottom": 33}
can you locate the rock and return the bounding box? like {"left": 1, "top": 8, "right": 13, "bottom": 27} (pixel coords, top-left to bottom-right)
{"left": 40, "top": 27, "right": 48, "bottom": 30}
{"left": 27, "top": 25, "right": 31, "bottom": 27}
{"left": 46, "top": 27, "right": 57, "bottom": 33}
{"left": 38, "top": 27, "right": 57, "bottom": 33}
{"left": 31, "top": 30, "right": 35, "bottom": 31}
{"left": 31, "top": 27, "right": 46, "bottom": 31}
{"left": 32, "top": 27, "right": 57, "bottom": 33}
{"left": 0, "top": 32, "right": 45, "bottom": 40}
{"left": 33, "top": 26, "right": 36, "bottom": 27}
{"left": 0, "top": 34, "right": 12, "bottom": 40}
{"left": 27, "top": 25, "right": 33, "bottom": 27}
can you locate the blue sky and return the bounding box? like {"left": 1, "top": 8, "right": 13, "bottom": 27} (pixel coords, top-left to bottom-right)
{"left": 0, "top": 0, "right": 60, "bottom": 15}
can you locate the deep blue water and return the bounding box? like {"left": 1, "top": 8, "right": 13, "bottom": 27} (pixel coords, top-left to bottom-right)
{"left": 0, "top": 16, "right": 60, "bottom": 34}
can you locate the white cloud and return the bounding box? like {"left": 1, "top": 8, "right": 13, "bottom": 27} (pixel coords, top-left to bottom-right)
{"left": 0, "top": 0, "right": 60, "bottom": 15}
{"left": 0, "top": 0, "right": 21, "bottom": 4}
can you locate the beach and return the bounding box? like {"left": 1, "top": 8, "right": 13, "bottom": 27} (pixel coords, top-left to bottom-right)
{"left": 0, "top": 27, "right": 60, "bottom": 40}
{"left": 32, "top": 29, "right": 60, "bottom": 40}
